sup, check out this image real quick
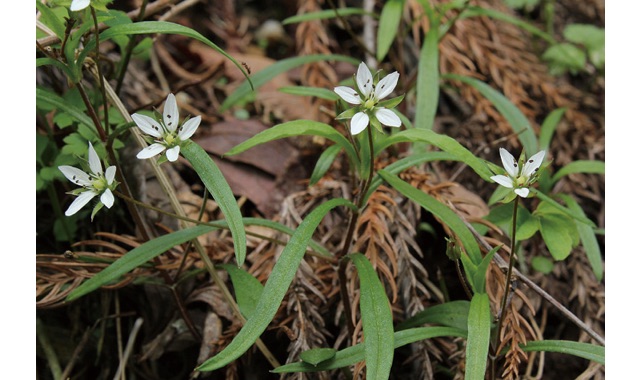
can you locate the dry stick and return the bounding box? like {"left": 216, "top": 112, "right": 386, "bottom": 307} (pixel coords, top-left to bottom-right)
{"left": 464, "top": 220, "right": 605, "bottom": 346}
{"left": 112, "top": 318, "right": 144, "bottom": 380}
{"left": 36, "top": 318, "right": 63, "bottom": 380}
{"left": 98, "top": 73, "right": 281, "bottom": 369}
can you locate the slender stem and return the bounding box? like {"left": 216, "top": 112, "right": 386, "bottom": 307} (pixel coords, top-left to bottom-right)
{"left": 115, "top": 0, "right": 149, "bottom": 94}
{"left": 497, "top": 197, "right": 520, "bottom": 336}
{"left": 76, "top": 82, "right": 107, "bottom": 141}
{"left": 90, "top": 6, "right": 109, "bottom": 135}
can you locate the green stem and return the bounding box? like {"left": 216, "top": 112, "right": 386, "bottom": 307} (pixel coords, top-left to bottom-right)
{"left": 115, "top": 0, "right": 149, "bottom": 94}
{"left": 90, "top": 6, "right": 109, "bottom": 135}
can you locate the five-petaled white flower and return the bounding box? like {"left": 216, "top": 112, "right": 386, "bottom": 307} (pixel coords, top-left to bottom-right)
{"left": 70, "top": 0, "right": 91, "bottom": 11}
{"left": 58, "top": 142, "right": 117, "bottom": 217}
{"left": 334, "top": 62, "right": 402, "bottom": 135}
{"left": 132, "top": 93, "right": 201, "bottom": 162}
{"left": 491, "top": 148, "right": 546, "bottom": 198}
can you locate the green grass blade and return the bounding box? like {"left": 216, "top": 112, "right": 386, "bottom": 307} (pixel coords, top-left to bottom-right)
{"left": 465, "top": 293, "right": 491, "bottom": 380}
{"left": 272, "top": 326, "right": 466, "bottom": 373}
{"left": 348, "top": 253, "right": 394, "bottom": 380}
{"left": 443, "top": 73, "right": 538, "bottom": 156}
{"left": 310, "top": 144, "right": 342, "bottom": 185}
{"left": 66, "top": 225, "right": 217, "bottom": 301}
{"left": 278, "top": 86, "right": 340, "bottom": 100}
{"left": 558, "top": 195, "right": 603, "bottom": 281}
{"left": 224, "top": 119, "right": 359, "bottom": 169}
{"left": 414, "top": 21, "right": 439, "bottom": 132}
{"left": 220, "top": 54, "right": 359, "bottom": 112}
{"left": 459, "top": 6, "right": 556, "bottom": 44}
{"left": 539, "top": 107, "right": 567, "bottom": 151}
{"left": 531, "top": 189, "right": 596, "bottom": 227}
{"left": 396, "top": 300, "right": 470, "bottom": 332}
{"left": 196, "top": 198, "right": 356, "bottom": 372}
{"left": 550, "top": 160, "right": 605, "bottom": 184}
{"left": 379, "top": 129, "right": 494, "bottom": 181}
{"left": 218, "top": 264, "right": 264, "bottom": 319}
{"left": 81, "top": 21, "right": 251, "bottom": 88}
{"left": 36, "top": 87, "right": 96, "bottom": 132}
{"left": 282, "top": 8, "right": 370, "bottom": 25}
{"left": 520, "top": 340, "right": 604, "bottom": 364}
{"left": 377, "top": 0, "right": 405, "bottom": 61}
{"left": 367, "top": 152, "right": 459, "bottom": 199}
{"left": 378, "top": 170, "right": 482, "bottom": 264}
{"left": 182, "top": 141, "right": 247, "bottom": 266}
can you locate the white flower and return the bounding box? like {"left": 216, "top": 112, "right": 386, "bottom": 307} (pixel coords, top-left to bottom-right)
{"left": 58, "top": 142, "right": 117, "bottom": 217}
{"left": 70, "top": 0, "right": 91, "bottom": 11}
{"left": 491, "top": 148, "right": 546, "bottom": 198}
{"left": 334, "top": 62, "right": 402, "bottom": 135}
{"left": 132, "top": 93, "right": 201, "bottom": 162}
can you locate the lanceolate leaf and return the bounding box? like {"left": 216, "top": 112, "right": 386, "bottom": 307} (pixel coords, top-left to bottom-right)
{"left": 519, "top": 340, "right": 604, "bottom": 364}
{"left": 224, "top": 120, "right": 359, "bottom": 168}
{"left": 182, "top": 141, "right": 247, "bottom": 266}
{"left": 414, "top": 20, "right": 440, "bottom": 132}
{"left": 197, "top": 198, "right": 356, "bottom": 372}
{"left": 272, "top": 326, "right": 466, "bottom": 373}
{"left": 539, "top": 107, "right": 567, "bottom": 151}
{"left": 378, "top": 170, "right": 482, "bottom": 264}
{"left": 465, "top": 293, "right": 491, "bottom": 380}
{"left": 66, "top": 225, "right": 217, "bottom": 301}
{"left": 396, "top": 300, "right": 470, "bottom": 332}
{"left": 310, "top": 144, "right": 342, "bottom": 186}
{"left": 36, "top": 88, "right": 96, "bottom": 133}
{"left": 377, "top": 0, "right": 405, "bottom": 61}
{"left": 348, "top": 253, "right": 395, "bottom": 380}
{"left": 218, "top": 264, "right": 264, "bottom": 319}
{"left": 282, "top": 8, "right": 370, "bottom": 24}
{"left": 551, "top": 160, "right": 605, "bottom": 185}
{"left": 443, "top": 74, "right": 538, "bottom": 156}
{"left": 378, "top": 129, "right": 494, "bottom": 181}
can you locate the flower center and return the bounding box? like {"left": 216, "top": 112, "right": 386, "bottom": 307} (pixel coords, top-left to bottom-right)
{"left": 364, "top": 97, "right": 376, "bottom": 110}
{"left": 92, "top": 177, "right": 108, "bottom": 191}
{"left": 164, "top": 133, "right": 177, "bottom": 146}
{"left": 515, "top": 175, "right": 528, "bottom": 187}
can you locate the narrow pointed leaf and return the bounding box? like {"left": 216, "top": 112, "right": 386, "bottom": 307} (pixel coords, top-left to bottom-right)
{"left": 396, "top": 300, "right": 470, "bottom": 332}
{"left": 465, "top": 293, "right": 491, "bottom": 380}
{"left": 519, "top": 340, "right": 604, "bottom": 364}
{"left": 414, "top": 20, "right": 439, "bottom": 133}
{"left": 310, "top": 144, "right": 342, "bottom": 185}
{"left": 278, "top": 86, "right": 340, "bottom": 101}
{"left": 300, "top": 348, "right": 337, "bottom": 366}
{"left": 36, "top": 88, "right": 96, "bottom": 133}
{"left": 376, "top": 0, "right": 405, "bottom": 61}
{"left": 550, "top": 160, "right": 605, "bottom": 185}
{"left": 66, "top": 225, "right": 217, "bottom": 301}
{"left": 348, "top": 253, "right": 394, "bottom": 380}
{"left": 218, "top": 264, "right": 264, "bottom": 319}
{"left": 196, "top": 198, "right": 356, "bottom": 372}
{"left": 282, "top": 8, "right": 370, "bottom": 24}
{"left": 182, "top": 141, "right": 247, "bottom": 265}
{"left": 378, "top": 170, "right": 482, "bottom": 264}
{"left": 539, "top": 107, "right": 566, "bottom": 151}
{"left": 272, "top": 326, "right": 466, "bottom": 373}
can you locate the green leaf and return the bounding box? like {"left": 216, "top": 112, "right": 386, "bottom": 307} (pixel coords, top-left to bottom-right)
{"left": 542, "top": 43, "right": 586, "bottom": 75}
{"left": 310, "top": 144, "right": 342, "bottom": 186}
{"left": 81, "top": 21, "right": 251, "bottom": 88}
{"left": 465, "top": 293, "right": 491, "bottom": 380}
{"left": 224, "top": 119, "right": 359, "bottom": 170}
{"left": 563, "top": 24, "right": 605, "bottom": 53}
{"left": 36, "top": 87, "right": 96, "bottom": 133}
{"left": 376, "top": 0, "right": 405, "bottom": 61}
{"left": 520, "top": 340, "right": 604, "bottom": 364}
{"left": 182, "top": 141, "right": 247, "bottom": 266}
{"left": 471, "top": 246, "right": 499, "bottom": 294}
{"left": 414, "top": 20, "right": 439, "bottom": 133}
{"left": 531, "top": 256, "right": 554, "bottom": 274}
{"left": 537, "top": 212, "right": 577, "bottom": 260}
{"left": 282, "top": 8, "right": 370, "bottom": 24}
{"left": 278, "top": 86, "right": 339, "bottom": 101}
{"left": 458, "top": 6, "right": 555, "bottom": 44}
{"left": 396, "top": 300, "right": 470, "bottom": 332}
{"left": 196, "top": 198, "right": 356, "bottom": 372}
{"left": 347, "top": 253, "right": 395, "bottom": 380}
{"left": 485, "top": 203, "right": 539, "bottom": 241}
{"left": 550, "top": 160, "right": 605, "bottom": 185}
{"left": 558, "top": 195, "right": 603, "bottom": 281}
{"left": 220, "top": 54, "right": 359, "bottom": 112}
{"left": 272, "top": 326, "right": 466, "bottom": 373}
{"left": 380, "top": 128, "right": 494, "bottom": 181}
{"left": 218, "top": 264, "right": 264, "bottom": 319}
{"left": 66, "top": 225, "right": 217, "bottom": 301}
{"left": 299, "top": 348, "right": 337, "bottom": 366}
{"left": 531, "top": 189, "right": 595, "bottom": 227}
{"left": 539, "top": 108, "right": 567, "bottom": 151}
{"left": 378, "top": 170, "right": 482, "bottom": 265}
{"left": 443, "top": 74, "right": 538, "bottom": 156}
{"left": 36, "top": 1, "right": 67, "bottom": 39}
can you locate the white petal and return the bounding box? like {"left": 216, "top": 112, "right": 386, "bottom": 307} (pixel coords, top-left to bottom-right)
{"left": 166, "top": 146, "right": 181, "bottom": 162}
{"left": 163, "top": 93, "right": 179, "bottom": 132}
{"left": 350, "top": 112, "right": 369, "bottom": 135}
{"left": 514, "top": 188, "right": 530, "bottom": 198}
{"left": 499, "top": 148, "right": 519, "bottom": 178}
{"left": 136, "top": 143, "right": 166, "bottom": 159}
{"left": 356, "top": 62, "right": 374, "bottom": 98}
{"left": 70, "top": 0, "right": 90, "bottom": 11}
{"left": 334, "top": 86, "right": 362, "bottom": 105}
{"left": 100, "top": 189, "right": 115, "bottom": 209}
{"left": 105, "top": 166, "right": 117, "bottom": 185}
{"left": 374, "top": 71, "right": 399, "bottom": 100}
{"left": 132, "top": 113, "right": 163, "bottom": 138}
{"left": 522, "top": 150, "right": 546, "bottom": 177}
{"left": 59, "top": 166, "right": 91, "bottom": 187}
{"left": 375, "top": 108, "right": 401, "bottom": 127}
{"left": 178, "top": 116, "right": 201, "bottom": 140}
{"left": 65, "top": 190, "right": 97, "bottom": 216}
{"left": 490, "top": 175, "right": 514, "bottom": 189}
{"left": 87, "top": 142, "right": 103, "bottom": 175}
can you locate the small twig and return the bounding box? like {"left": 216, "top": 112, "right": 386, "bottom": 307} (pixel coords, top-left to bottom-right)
{"left": 36, "top": 318, "right": 63, "bottom": 380}
{"left": 112, "top": 318, "right": 144, "bottom": 380}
